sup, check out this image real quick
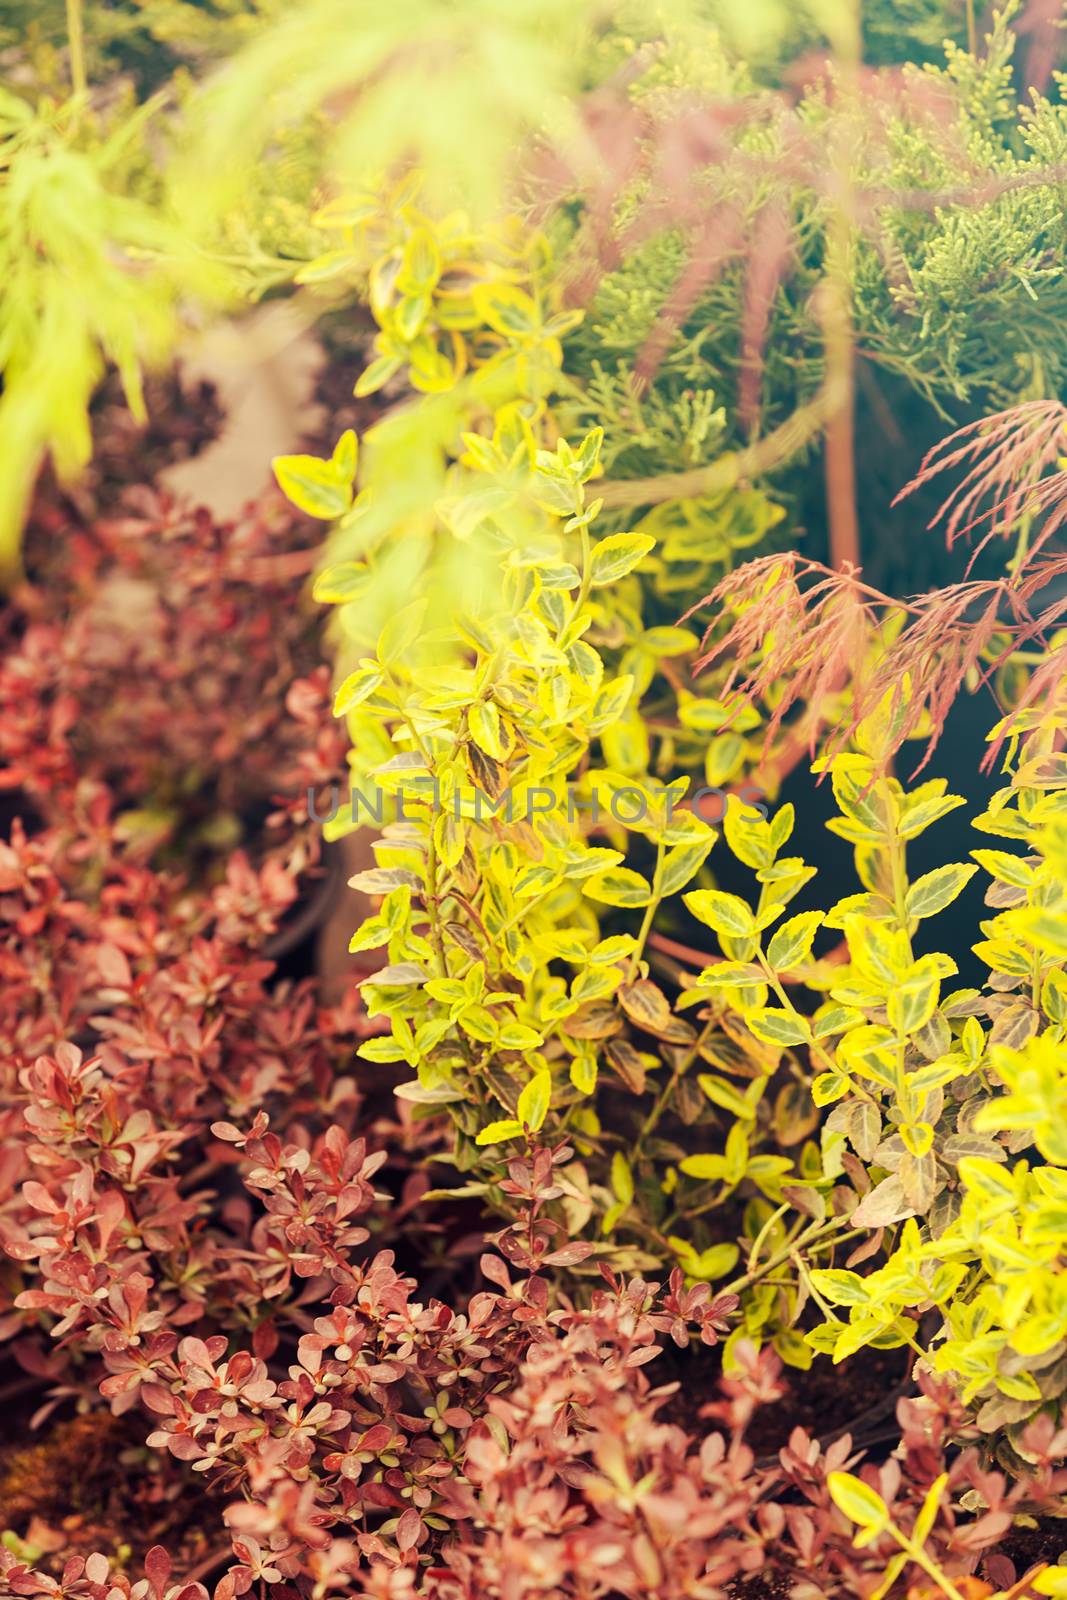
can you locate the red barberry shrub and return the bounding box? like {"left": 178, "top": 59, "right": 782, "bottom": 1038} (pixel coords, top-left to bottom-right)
{"left": 2, "top": 486, "right": 346, "bottom": 885}
{"left": 0, "top": 483, "right": 391, "bottom": 1358}
{"left": 4, "top": 1117, "right": 1066, "bottom": 1600}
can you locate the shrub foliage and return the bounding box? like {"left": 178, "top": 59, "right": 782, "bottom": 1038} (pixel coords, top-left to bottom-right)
{"left": 4, "top": 2, "right": 1067, "bottom": 1597}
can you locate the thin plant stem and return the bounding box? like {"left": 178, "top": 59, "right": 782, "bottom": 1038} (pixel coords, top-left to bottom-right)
{"left": 66, "top": 0, "right": 87, "bottom": 99}
{"left": 628, "top": 840, "right": 665, "bottom": 980}
{"left": 721, "top": 1214, "right": 852, "bottom": 1298}
{"left": 894, "top": 1532, "right": 968, "bottom": 1600}
{"left": 821, "top": 222, "right": 860, "bottom": 569}
{"left": 821, "top": 0, "right": 862, "bottom": 570}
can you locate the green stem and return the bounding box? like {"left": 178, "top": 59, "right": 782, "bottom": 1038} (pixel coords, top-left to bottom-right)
{"left": 757, "top": 953, "right": 879, "bottom": 1102}
{"left": 424, "top": 831, "right": 448, "bottom": 978}
{"left": 66, "top": 0, "right": 87, "bottom": 98}
{"left": 894, "top": 1532, "right": 967, "bottom": 1600}
{"left": 391, "top": 704, "right": 450, "bottom": 979}
{"left": 885, "top": 811, "right": 917, "bottom": 1114}
{"left": 1031, "top": 952, "right": 1043, "bottom": 1014}
{"left": 628, "top": 841, "right": 665, "bottom": 980}
{"left": 744, "top": 1202, "right": 791, "bottom": 1274}
{"left": 887, "top": 825, "right": 912, "bottom": 942}
{"left": 574, "top": 520, "right": 592, "bottom": 618}
{"left": 806, "top": 1226, "right": 866, "bottom": 1258}
{"left": 791, "top": 1249, "right": 839, "bottom": 1321}
{"left": 721, "top": 1214, "right": 851, "bottom": 1298}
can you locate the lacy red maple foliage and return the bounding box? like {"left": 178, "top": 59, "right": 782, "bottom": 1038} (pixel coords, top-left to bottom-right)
{"left": 684, "top": 547, "right": 1067, "bottom": 776}
{"left": 682, "top": 397, "right": 1067, "bottom": 777}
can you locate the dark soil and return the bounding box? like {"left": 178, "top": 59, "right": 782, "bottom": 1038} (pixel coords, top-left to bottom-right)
{"left": 981, "top": 1521, "right": 1067, "bottom": 1586}
{"left": 728, "top": 1572, "right": 794, "bottom": 1599}
{"left": 748, "top": 1344, "right": 910, "bottom": 1458}
{"left": 656, "top": 1340, "right": 911, "bottom": 1460}
{"left": 89, "top": 368, "right": 226, "bottom": 499}
{"left": 0, "top": 1407, "right": 218, "bottom": 1577}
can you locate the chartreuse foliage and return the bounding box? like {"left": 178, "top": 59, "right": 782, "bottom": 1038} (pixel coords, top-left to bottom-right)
{"left": 830, "top": 1470, "right": 983, "bottom": 1600}
{"left": 0, "top": 1, "right": 328, "bottom": 582}
{"left": 272, "top": 184, "right": 790, "bottom": 854}
{"left": 277, "top": 236, "right": 857, "bottom": 1392}
{"left": 291, "top": 403, "right": 1067, "bottom": 1409}
{"left": 275, "top": 182, "right": 786, "bottom": 816}
{"left": 294, "top": 178, "right": 583, "bottom": 402}
{"left": 309, "top": 425, "right": 715, "bottom": 1125}
{"left": 292, "top": 414, "right": 862, "bottom": 1363}
{"left": 276, "top": 168, "right": 1067, "bottom": 1421}
{"left": 291, "top": 411, "right": 1067, "bottom": 1428}
{"left": 829, "top": 1469, "right": 1067, "bottom": 1600}
{"left": 687, "top": 689, "right": 1067, "bottom": 1442}
{"left": 0, "top": 0, "right": 673, "bottom": 584}
{"left": 12, "top": 0, "right": 1067, "bottom": 623}
{"left": 0, "top": 84, "right": 211, "bottom": 581}
{"left": 257, "top": 70, "right": 1067, "bottom": 1491}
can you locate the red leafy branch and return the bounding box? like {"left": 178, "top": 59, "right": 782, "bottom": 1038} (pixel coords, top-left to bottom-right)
{"left": 892, "top": 398, "right": 1067, "bottom": 566}
{"left": 682, "top": 550, "right": 1067, "bottom": 774}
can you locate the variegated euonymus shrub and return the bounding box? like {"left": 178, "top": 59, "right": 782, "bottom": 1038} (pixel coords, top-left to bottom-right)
{"left": 280, "top": 293, "right": 1067, "bottom": 1463}
{"left": 267, "top": 110, "right": 1067, "bottom": 1445}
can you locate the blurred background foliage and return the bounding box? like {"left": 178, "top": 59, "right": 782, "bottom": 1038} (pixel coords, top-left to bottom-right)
{"left": 0, "top": 0, "right": 1064, "bottom": 588}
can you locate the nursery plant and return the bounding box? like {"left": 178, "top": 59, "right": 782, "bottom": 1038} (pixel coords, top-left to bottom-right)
{"left": 6, "top": 0, "right": 1067, "bottom": 1597}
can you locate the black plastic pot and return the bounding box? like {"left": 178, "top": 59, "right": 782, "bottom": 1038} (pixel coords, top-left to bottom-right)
{"left": 263, "top": 842, "right": 346, "bottom": 983}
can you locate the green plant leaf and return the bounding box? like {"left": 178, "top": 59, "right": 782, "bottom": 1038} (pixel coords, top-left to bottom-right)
{"left": 469, "top": 700, "right": 505, "bottom": 759}
{"left": 905, "top": 863, "right": 978, "bottom": 920}
{"left": 611, "top": 1151, "right": 634, "bottom": 1206}
{"left": 517, "top": 1069, "right": 551, "bottom": 1132}
{"left": 497, "top": 1023, "right": 544, "bottom": 1049}
{"left": 887, "top": 960, "right": 941, "bottom": 1035}
{"left": 377, "top": 598, "right": 429, "bottom": 666}
{"left": 584, "top": 868, "right": 652, "bottom": 908}
{"left": 587, "top": 533, "right": 656, "bottom": 587}
{"left": 475, "top": 1118, "right": 525, "bottom": 1146}
{"left": 355, "top": 354, "right": 404, "bottom": 396}
{"left": 827, "top": 1471, "right": 889, "bottom": 1532}
{"left": 745, "top": 1007, "right": 808, "bottom": 1046}
{"left": 273, "top": 452, "right": 354, "bottom": 519}
{"left": 313, "top": 562, "right": 370, "bottom": 603}
{"left": 767, "top": 912, "right": 823, "bottom": 970}
{"left": 809, "top": 1269, "right": 870, "bottom": 1306}
{"left": 334, "top": 664, "right": 384, "bottom": 716}
{"left": 812, "top": 1070, "right": 851, "bottom": 1106}
{"left": 659, "top": 836, "right": 715, "bottom": 896}
{"left": 679, "top": 1153, "right": 727, "bottom": 1181}
{"left": 684, "top": 890, "right": 755, "bottom": 938}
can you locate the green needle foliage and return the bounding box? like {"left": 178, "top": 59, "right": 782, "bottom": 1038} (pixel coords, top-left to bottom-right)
{"left": 0, "top": 84, "right": 212, "bottom": 581}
